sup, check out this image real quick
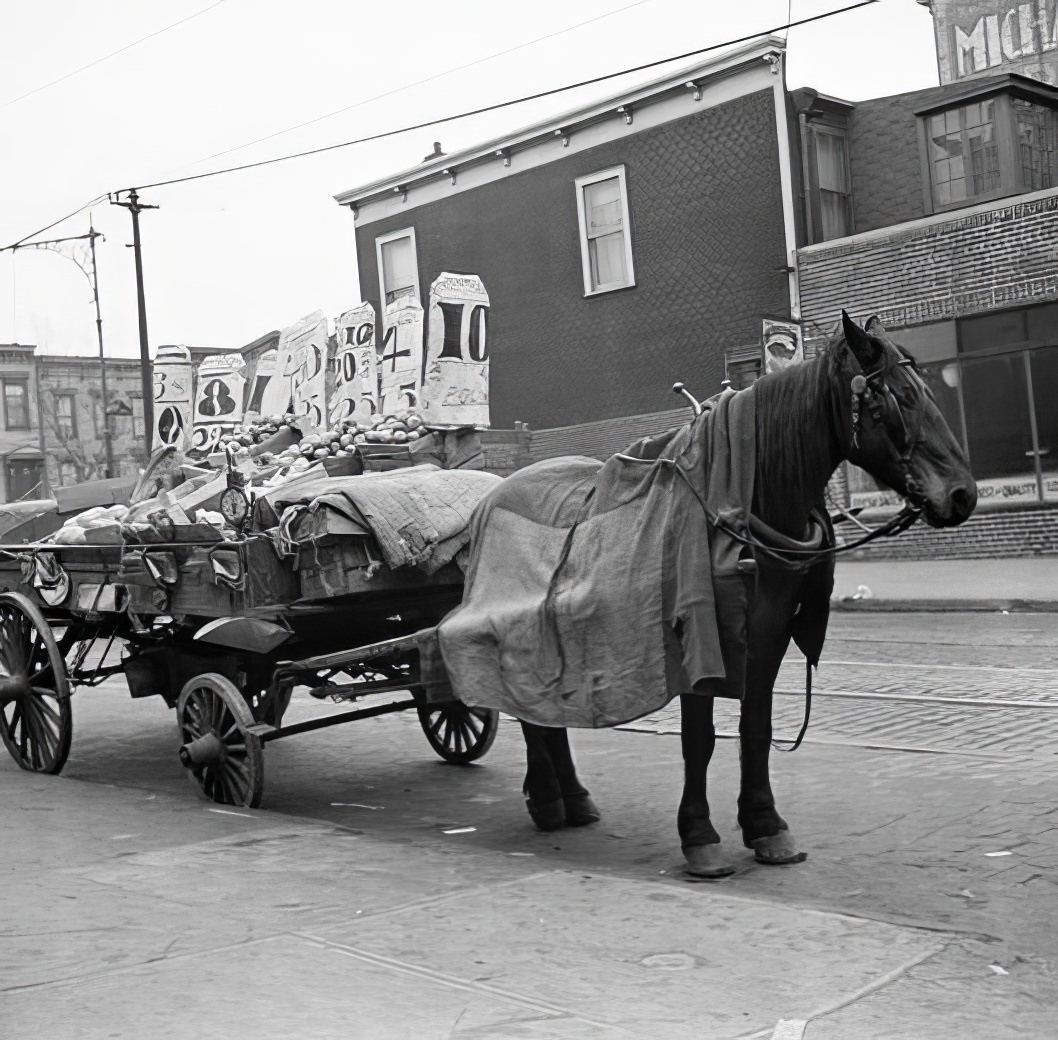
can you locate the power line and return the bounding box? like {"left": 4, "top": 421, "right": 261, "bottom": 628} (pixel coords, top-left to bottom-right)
{"left": 138, "top": 0, "right": 878, "bottom": 192}
{"left": 2, "top": 0, "right": 878, "bottom": 248}
{"left": 184, "top": 0, "right": 655, "bottom": 168}
{"left": 2, "top": 0, "right": 228, "bottom": 108}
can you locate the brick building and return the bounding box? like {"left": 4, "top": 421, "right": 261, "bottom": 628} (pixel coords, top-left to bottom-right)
{"left": 796, "top": 72, "right": 1058, "bottom": 514}
{"left": 335, "top": 36, "right": 798, "bottom": 430}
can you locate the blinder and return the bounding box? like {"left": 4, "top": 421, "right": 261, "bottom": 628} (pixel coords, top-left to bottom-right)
{"left": 848, "top": 351, "right": 928, "bottom": 506}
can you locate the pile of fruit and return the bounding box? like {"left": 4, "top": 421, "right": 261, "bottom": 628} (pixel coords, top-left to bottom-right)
{"left": 219, "top": 414, "right": 300, "bottom": 449}
{"left": 271, "top": 411, "right": 428, "bottom": 467}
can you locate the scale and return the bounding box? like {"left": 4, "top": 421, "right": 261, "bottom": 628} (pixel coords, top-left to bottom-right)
{"left": 219, "top": 445, "right": 252, "bottom": 531}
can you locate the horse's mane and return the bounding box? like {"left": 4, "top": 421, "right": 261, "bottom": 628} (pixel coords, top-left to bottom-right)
{"left": 749, "top": 340, "right": 845, "bottom": 531}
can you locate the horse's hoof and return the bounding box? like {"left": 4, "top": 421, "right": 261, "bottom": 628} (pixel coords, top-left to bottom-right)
{"left": 748, "top": 832, "right": 808, "bottom": 865}
{"left": 525, "top": 795, "right": 566, "bottom": 831}
{"left": 563, "top": 794, "right": 601, "bottom": 827}
{"left": 683, "top": 844, "right": 736, "bottom": 878}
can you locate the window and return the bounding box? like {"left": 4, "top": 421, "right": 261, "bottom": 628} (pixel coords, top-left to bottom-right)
{"left": 918, "top": 83, "right": 1058, "bottom": 211}
{"left": 928, "top": 101, "right": 1000, "bottom": 206}
{"left": 1014, "top": 98, "right": 1058, "bottom": 191}
{"left": 2, "top": 379, "right": 30, "bottom": 430}
{"left": 375, "top": 229, "right": 419, "bottom": 306}
{"left": 814, "top": 128, "right": 853, "bottom": 240}
{"left": 575, "top": 167, "right": 635, "bottom": 295}
{"left": 55, "top": 393, "right": 77, "bottom": 439}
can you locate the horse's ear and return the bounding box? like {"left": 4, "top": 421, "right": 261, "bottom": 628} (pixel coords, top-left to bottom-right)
{"left": 864, "top": 314, "right": 900, "bottom": 351}
{"left": 841, "top": 310, "right": 883, "bottom": 371}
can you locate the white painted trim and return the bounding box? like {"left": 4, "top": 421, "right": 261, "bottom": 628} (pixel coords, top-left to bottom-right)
{"left": 771, "top": 55, "right": 800, "bottom": 320}
{"left": 374, "top": 227, "right": 419, "bottom": 305}
{"left": 574, "top": 166, "right": 635, "bottom": 296}
{"left": 348, "top": 60, "right": 779, "bottom": 226}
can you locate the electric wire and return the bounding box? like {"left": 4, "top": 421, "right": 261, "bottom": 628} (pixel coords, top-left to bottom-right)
{"left": 186, "top": 0, "right": 656, "bottom": 168}
{"left": 2, "top": 0, "right": 878, "bottom": 249}
{"left": 138, "top": 0, "right": 879, "bottom": 191}
{"left": 2, "top": 1, "right": 228, "bottom": 109}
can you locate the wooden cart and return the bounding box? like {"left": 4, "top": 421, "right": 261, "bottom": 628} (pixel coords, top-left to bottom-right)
{"left": 0, "top": 533, "right": 496, "bottom": 807}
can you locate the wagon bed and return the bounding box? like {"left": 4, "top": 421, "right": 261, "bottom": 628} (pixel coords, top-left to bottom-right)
{"left": 0, "top": 532, "right": 495, "bottom": 807}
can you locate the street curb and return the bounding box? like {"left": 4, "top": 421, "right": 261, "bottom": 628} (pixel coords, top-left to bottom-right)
{"left": 831, "top": 598, "right": 1058, "bottom": 613}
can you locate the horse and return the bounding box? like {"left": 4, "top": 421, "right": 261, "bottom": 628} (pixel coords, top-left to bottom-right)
{"left": 438, "top": 311, "right": 977, "bottom": 877}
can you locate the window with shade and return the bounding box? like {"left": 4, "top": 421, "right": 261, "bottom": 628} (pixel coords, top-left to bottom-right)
{"left": 575, "top": 167, "right": 635, "bottom": 295}
{"left": 55, "top": 393, "right": 77, "bottom": 439}
{"left": 375, "top": 229, "right": 419, "bottom": 306}
{"left": 814, "top": 128, "right": 853, "bottom": 240}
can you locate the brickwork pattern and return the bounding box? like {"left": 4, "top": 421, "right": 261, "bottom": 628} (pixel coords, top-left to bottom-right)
{"left": 837, "top": 505, "right": 1058, "bottom": 560}
{"left": 356, "top": 91, "right": 790, "bottom": 430}
{"left": 798, "top": 190, "right": 1058, "bottom": 344}
{"left": 847, "top": 90, "right": 930, "bottom": 234}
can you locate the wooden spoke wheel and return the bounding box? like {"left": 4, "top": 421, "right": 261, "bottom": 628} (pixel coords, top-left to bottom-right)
{"left": 0, "top": 592, "right": 71, "bottom": 775}
{"left": 176, "top": 673, "right": 263, "bottom": 808}
{"left": 417, "top": 701, "right": 498, "bottom": 764}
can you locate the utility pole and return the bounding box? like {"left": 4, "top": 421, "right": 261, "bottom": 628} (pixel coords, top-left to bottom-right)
{"left": 87, "top": 226, "right": 115, "bottom": 478}
{"left": 110, "top": 188, "right": 158, "bottom": 459}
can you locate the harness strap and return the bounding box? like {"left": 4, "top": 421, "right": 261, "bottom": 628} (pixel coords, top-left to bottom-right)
{"left": 772, "top": 660, "right": 813, "bottom": 753}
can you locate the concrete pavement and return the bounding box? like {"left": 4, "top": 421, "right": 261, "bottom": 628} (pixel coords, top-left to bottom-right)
{"left": 2, "top": 639, "right": 1056, "bottom": 1040}
{"left": 832, "top": 555, "right": 1058, "bottom": 610}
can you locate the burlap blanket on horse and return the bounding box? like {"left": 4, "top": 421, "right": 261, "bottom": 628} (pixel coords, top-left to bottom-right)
{"left": 433, "top": 390, "right": 755, "bottom": 727}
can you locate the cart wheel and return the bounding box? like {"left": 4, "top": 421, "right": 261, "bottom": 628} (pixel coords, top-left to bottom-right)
{"left": 0, "top": 591, "right": 71, "bottom": 774}
{"left": 417, "top": 701, "right": 498, "bottom": 764}
{"left": 176, "top": 673, "right": 263, "bottom": 808}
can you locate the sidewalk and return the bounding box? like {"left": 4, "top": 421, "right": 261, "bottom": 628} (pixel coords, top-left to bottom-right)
{"left": 2, "top": 687, "right": 1054, "bottom": 1040}
{"left": 832, "top": 555, "right": 1058, "bottom": 611}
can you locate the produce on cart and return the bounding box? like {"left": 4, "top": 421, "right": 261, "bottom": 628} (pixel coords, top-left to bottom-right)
{"left": 0, "top": 409, "right": 502, "bottom": 807}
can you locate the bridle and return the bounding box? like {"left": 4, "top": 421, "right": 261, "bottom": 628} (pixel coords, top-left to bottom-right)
{"left": 848, "top": 352, "right": 931, "bottom": 512}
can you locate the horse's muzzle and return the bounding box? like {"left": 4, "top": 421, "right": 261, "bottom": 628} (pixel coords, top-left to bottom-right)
{"left": 924, "top": 482, "right": 977, "bottom": 527}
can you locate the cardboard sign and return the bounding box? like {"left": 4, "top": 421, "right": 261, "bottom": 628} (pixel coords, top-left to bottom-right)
{"left": 243, "top": 348, "right": 278, "bottom": 421}
{"left": 762, "top": 317, "right": 804, "bottom": 375}
{"left": 331, "top": 303, "right": 380, "bottom": 426}
{"left": 191, "top": 352, "right": 246, "bottom": 453}
{"left": 152, "top": 343, "right": 194, "bottom": 450}
{"left": 378, "top": 295, "right": 424, "bottom": 415}
{"left": 421, "top": 273, "right": 490, "bottom": 428}
{"left": 280, "top": 311, "right": 329, "bottom": 429}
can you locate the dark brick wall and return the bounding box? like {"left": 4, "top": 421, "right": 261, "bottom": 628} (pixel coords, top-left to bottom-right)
{"left": 847, "top": 90, "right": 930, "bottom": 233}
{"left": 355, "top": 90, "right": 790, "bottom": 429}
{"left": 838, "top": 505, "right": 1058, "bottom": 560}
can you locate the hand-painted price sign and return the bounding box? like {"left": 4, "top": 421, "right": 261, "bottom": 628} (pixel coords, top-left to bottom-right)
{"left": 331, "top": 303, "right": 379, "bottom": 426}
{"left": 270, "top": 311, "right": 329, "bottom": 431}
{"left": 379, "top": 295, "right": 424, "bottom": 416}
{"left": 244, "top": 348, "right": 278, "bottom": 421}
{"left": 421, "top": 272, "right": 490, "bottom": 428}
{"left": 191, "top": 352, "right": 245, "bottom": 452}
{"left": 152, "top": 343, "right": 194, "bottom": 450}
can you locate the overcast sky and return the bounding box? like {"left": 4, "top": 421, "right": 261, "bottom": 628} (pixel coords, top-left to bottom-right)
{"left": 0, "top": 0, "right": 940, "bottom": 360}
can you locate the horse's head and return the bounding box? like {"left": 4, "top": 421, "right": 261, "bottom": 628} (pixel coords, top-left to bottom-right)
{"left": 837, "top": 311, "right": 976, "bottom": 528}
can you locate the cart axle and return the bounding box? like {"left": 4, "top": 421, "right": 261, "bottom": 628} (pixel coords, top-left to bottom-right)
{"left": 179, "top": 731, "right": 226, "bottom": 767}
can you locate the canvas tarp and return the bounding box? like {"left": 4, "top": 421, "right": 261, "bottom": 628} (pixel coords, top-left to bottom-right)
{"left": 277, "top": 465, "right": 502, "bottom": 575}
{"left": 432, "top": 390, "right": 756, "bottom": 728}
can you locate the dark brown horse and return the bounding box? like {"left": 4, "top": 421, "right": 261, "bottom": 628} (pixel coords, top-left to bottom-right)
{"left": 445, "top": 312, "right": 976, "bottom": 877}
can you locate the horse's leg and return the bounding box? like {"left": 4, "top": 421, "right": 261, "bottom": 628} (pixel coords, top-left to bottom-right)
{"left": 541, "top": 727, "right": 600, "bottom": 826}
{"left": 737, "top": 582, "right": 807, "bottom": 865}
{"left": 678, "top": 694, "right": 733, "bottom": 877}
{"left": 520, "top": 721, "right": 567, "bottom": 831}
